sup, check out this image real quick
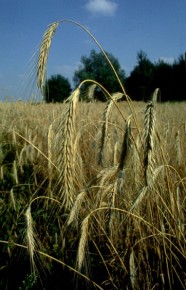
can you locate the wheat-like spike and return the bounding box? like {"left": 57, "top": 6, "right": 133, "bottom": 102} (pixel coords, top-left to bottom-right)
{"left": 130, "top": 165, "right": 165, "bottom": 212}
{"left": 144, "top": 101, "right": 156, "bottom": 186}
{"left": 87, "top": 83, "right": 97, "bottom": 101}
{"left": 151, "top": 88, "right": 160, "bottom": 103}
{"left": 10, "top": 188, "right": 16, "bottom": 211}
{"left": 130, "top": 186, "right": 148, "bottom": 212}
{"left": 113, "top": 140, "right": 119, "bottom": 166}
{"left": 96, "top": 167, "right": 117, "bottom": 194}
{"left": 55, "top": 88, "right": 80, "bottom": 211}
{"left": 37, "top": 22, "right": 59, "bottom": 92}
{"left": 0, "top": 165, "right": 4, "bottom": 180}
{"left": 129, "top": 250, "right": 138, "bottom": 290}
{"left": 131, "top": 136, "right": 141, "bottom": 187}
{"left": 118, "top": 117, "right": 131, "bottom": 171}
{"left": 115, "top": 118, "right": 131, "bottom": 197}
{"left": 98, "top": 100, "right": 113, "bottom": 166}
{"left": 129, "top": 102, "right": 156, "bottom": 211}
{"left": 98, "top": 93, "right": 123, "bottom": 166}
{"left": 25, "top": 205, "right": 35, "bottom": 270}
{"left": 77, "top": 216, "right": 89, "bottom": 271}
{"left": 67, "top": 190, "right": 87, "bottom": 226}
{"left": 175, "top": 131, "right": 181, "bottom": 166}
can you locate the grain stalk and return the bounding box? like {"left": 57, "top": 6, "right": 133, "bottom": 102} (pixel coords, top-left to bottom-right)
{"left": 48, "top": 123, "right": 53, "bottom": 197}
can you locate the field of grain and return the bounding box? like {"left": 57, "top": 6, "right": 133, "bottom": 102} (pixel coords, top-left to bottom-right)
{"left": 0, "top": 98, "right": 185, "bottom": 289}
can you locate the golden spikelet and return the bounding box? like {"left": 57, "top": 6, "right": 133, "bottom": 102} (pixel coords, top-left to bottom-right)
{"left": 77, "top": 216, "right": 89, "bottom": 271}
{"left": 25, "top": 205, "right": 35, "bottom": 270}
{"left": 10, "top": 188, "right": 16, "bottom": 211}
{"left": 175, "top": 130, "right": 181, "bottom": 166}
{"left": 87, "top": 83, "right": 97, "bottom": 101}
{"left": 67, "top": 190, "right": 86, "bottom": 226}
{"left": 55, "top": 88, "right": 80, "bottom": 211}
{"left": 98, "top": 92, "right": 123, "bottom": 166}
{"left": 144, "top": 101, "right": 156, "bottom": 186}
{"left": 129, "top": 250, "right": 138, "bottom": 290}
{"left": 118, "top": 117, "right": 131, "bottom": 171}
{"left": 37, "top": 22, "right": 59, "bottom": 92}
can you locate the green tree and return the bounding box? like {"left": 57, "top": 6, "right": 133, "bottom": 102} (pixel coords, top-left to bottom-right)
{"left": 73, "top": 49, "right": 126, "bottom": 100}
{"left": 125, "top": 50, "right": 155, "bottom": 101}
{"left": 172, "top": 55, "right": 186, "bottom": 101}
{"left": 44, "top": 74, "right": 71, "bottom": 103}
{"left": 152, "top": 60, "right": 173, "bottom": 101}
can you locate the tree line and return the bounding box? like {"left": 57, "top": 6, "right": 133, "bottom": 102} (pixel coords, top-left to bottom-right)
{"left": 44, "top": 49, "right": 186, "bottom": 102}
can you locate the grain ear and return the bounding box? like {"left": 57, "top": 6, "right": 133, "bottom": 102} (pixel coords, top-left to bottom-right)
{"left": 25, "top": 205, "right": 35, "bottom": 271}
{"left": 37, "top": 22, "right": 59, "bottom": 92}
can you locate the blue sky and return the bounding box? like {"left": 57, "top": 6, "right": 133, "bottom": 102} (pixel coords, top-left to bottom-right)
{"left": 0, "top": 0, "right": 186, "bottom": 99}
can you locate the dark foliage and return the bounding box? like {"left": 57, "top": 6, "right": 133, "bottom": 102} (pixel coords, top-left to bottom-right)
{"left": 126, "top": 51, "right": 186, "bottom": 101}
{"left": 73, "top": 49, "right": 126, "bottom": 101}
{"left": 44, "top": 74, "right": 72, "bottom": 103}
{"left": 125, "top": 51, "right": 155, "bottom": 101}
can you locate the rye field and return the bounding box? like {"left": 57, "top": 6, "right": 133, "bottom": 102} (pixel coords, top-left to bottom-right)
{"left": 0, "top": 20, "right": 186, "bottom": 289}
{"left": 0, "top": 98, "right": 185, "bottom": 289}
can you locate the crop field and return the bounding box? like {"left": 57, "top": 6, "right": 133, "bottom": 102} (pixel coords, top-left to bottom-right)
{"left": 0, "top": 20, "right": 186, "bottom": 289}
{"left": 0, "top": 98, "right": 185, "bottom": 289}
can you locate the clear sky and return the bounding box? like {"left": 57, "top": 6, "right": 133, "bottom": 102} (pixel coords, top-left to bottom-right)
{"left": 0, "top": 0, "right": 186, "bottom": 100}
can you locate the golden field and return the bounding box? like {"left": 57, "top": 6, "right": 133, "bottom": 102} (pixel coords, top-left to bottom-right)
{"left": 0, "top": 99, "right": 185, "bottom": 289}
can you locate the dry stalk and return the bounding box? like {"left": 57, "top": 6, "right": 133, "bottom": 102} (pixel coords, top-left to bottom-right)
{"left": 13, "top": 160, "right": 19, "bottom": 185}
{"left": 48, "top": 123, "right": 53, "bottom": 196}
{"left": 108, "top": 179, "right": 118, "bottom": 241}
{"left": 176, "top": 185, "right": 184, "bottom": 237}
